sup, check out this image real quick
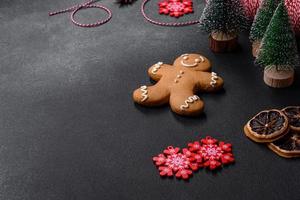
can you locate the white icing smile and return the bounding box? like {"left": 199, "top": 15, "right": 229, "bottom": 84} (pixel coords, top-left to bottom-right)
{"left": 180, "top": 54, "right": 205, "bottom": 67}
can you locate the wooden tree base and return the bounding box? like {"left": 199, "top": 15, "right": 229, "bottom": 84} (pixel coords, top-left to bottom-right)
{"left": 252, "top": 40, "right": 261, "bottom": 58}
{"left": 264, "top": 67, "right": 295, "bottom": 88}
{"left": 209, "top": 32, "right": 238, "bottom": 53}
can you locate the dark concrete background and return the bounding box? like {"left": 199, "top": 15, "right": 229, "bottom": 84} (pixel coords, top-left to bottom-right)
{"left": 0, "top": 0, "right": 299, "bottom": 200}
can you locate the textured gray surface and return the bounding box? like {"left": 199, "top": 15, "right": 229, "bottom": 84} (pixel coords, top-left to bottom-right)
{"left": 0, "top": 0, "right": 299, "bottom": 200}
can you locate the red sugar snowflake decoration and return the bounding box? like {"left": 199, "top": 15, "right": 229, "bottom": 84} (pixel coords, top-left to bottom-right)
{"left": 153, "top": 136, "right": 235, "bottom": 180}
{"left": 188, "top": 136, "right": 234, "bottom": 170}
{"left": 158, "top": 0, "right": 194, "bottom": 18}
{"left": 153, "top": 146, "right": 199, "bottom": 179}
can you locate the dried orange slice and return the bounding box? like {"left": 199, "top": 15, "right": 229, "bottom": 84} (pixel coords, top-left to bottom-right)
{"left": 282, "top": 106, "right": 300, "bottom": 133}
{"left": 244, "top": 109, "right": 289, "bottom": 143}
{"left": 268, "top": 132, "right": 300, "bottom": 158}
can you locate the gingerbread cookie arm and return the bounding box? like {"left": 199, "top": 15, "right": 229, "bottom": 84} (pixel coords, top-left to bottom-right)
{"left": 148, "top": 62, "right": 173, "bottom": 81}
{"left": 169, "top": 91, "right": 204, "bottom": 116}
{"left": 133, "top": 81, "right": 170, "bottom": 106}
{"left": 194, "top": 71, "right": 224, "bottom": 92}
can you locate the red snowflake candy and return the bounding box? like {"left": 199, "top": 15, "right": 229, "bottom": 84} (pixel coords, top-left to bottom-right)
{"left": 159, "top": 8, "right": 170, "bottom": 15}
{"left": 183, "top": 7, "right": 193, "bottom": 14}
{"left": 158, "top": 0, "right": 194, "bottom": 18}
{"left": 153, "top": 154, "right": 166, "bottom": 165}
{"left": 219, "top": 141, "right": 232, "bottom": 152}
{"left": 189, "top": 136, "right": 235, "bottom": 170}
{"left": 187, "top": 141, "right": 201, "bottom": 151}
{"left": 158, "top": 1, "right": 169, "bottom": 6}
{"left": 170, "top": 11, "right": 183, "bottom": 18}
{"left": 184, "top": 148, "right": 201, "bottom": 170}
{"left": 158, "top": 166, "right": 173, "bottom": 176}
{"left": 153, "top": 136, "right": 235, "bottom": 180}
{"left": 152, "top": 146, "right": 198, "bottom": 180}
{"left": 221, "top": 153, "right": 235, "bottom": 164}
{"left": 163, "top": 146, "right": 180, "bottom": 154}
{"left": 175, "top": 169, "right": 192, "bottom": 179}
{"left": 158, "top": 1, "right": 168, "bottom": 8}
{"left": 203, "top": 159, "right": 221, "bottom": 170}
{"left": 188, "top": 153, "right": 203, "bottom": 170}
{"left": 201, "top": 136, "right": 218, "bottom": 145}
{"left": 182, "top": 0, "right": 193, "bottom": 7}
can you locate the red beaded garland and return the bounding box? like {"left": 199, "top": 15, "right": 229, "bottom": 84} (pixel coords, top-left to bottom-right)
{"left": 49, "top": 0, "right": 112, "bottom": 28}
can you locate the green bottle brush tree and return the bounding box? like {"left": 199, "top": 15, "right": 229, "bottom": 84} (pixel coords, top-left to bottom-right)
{"left": 256, "top": 2, "right": 299, "bottom": 88}
{"left": 249, "top": 0, "right": 280, "bottom": 57}
{"left": 199, "top": 0, "right": 249, "bottom": 53}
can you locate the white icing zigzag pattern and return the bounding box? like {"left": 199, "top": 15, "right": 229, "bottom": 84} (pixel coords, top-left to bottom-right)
{"left": 180, "top": 95, "right": 200, "bottom": 110}
{"left": 210, "top": 72, "right": 218, "bottom": 87}
{"left": 151, "top": 62, "right": 163, "bottom": 74}
{"left": 140, "top": 85, "right": 148, "bottom": 102}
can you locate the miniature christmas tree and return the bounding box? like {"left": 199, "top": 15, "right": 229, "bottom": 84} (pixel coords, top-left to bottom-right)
{"left": 199, "top": 0, "right": 249, "bottom": 53}
{"left": 256, "top": 2, "right": 299, "bottom": 88}
{"left": 249, "top": 0, "right": 280, "bottom": 57}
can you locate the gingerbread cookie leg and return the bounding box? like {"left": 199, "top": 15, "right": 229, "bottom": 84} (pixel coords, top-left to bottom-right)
{"left": 133, "top": 82, "right": 170, "bottom": 106}
{"left": 169, "top": 92, "right": 204, "bottom": 116}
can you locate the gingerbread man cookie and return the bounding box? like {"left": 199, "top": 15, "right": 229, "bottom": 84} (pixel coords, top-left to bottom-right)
{"left": 133, "top": 53, "right": 224, "bottom": 116}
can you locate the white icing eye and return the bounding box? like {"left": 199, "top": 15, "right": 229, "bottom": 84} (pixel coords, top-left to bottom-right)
{"left": 183, "top": 56, "right": 188, "bottom": 60}
{"left": 195, "top": 58, "right": 200, "bottom": 63}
